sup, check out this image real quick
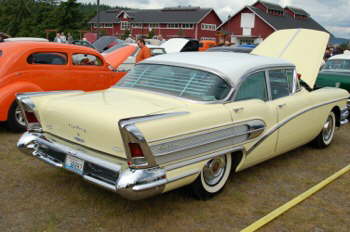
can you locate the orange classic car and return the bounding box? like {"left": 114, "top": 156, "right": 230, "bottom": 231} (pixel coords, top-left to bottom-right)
{"left": 0, "top": 41, "right": 131, "bottom": 131}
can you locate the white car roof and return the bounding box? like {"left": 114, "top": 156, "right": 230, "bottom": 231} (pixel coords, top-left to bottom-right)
{"left": 329, "top": 53, "right": 350, "bottom": 60}
{"left": 160, "top": 38, "right": 189, "bottom": 53}
{"left": 4, "top": 37, "right": 49, "bottom": 42}
{"left": 142, "top": 52, "right": 294, "bottom": 86}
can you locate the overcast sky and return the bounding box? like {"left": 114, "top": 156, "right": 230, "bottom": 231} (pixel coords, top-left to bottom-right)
{"left": 77, "top": 0, "right": 350, "bottom": 38}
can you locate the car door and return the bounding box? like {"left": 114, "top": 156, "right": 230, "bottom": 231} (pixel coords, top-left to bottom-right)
{"left": 268, "top": 68, "right": 318, "bottom": 156}
{"left": 224, "top": 70, "right": 278, "bottom": 169}
{"left": 24, "top": 51, "right": 73, "bottom": 91}
{"left": 71, "top": 53, "right": 110, "bottom": 91}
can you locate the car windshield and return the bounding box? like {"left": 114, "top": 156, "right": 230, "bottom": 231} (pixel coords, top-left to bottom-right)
{"left": 323, "top": 59, "right": 350, "bottom": 71}
{"left": 116, "top": 64, "right": 231, "bottom": 101}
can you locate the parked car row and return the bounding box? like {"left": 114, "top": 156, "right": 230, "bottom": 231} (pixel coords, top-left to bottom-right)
{"left": 12, "top": 29, "right": 349, "bottom": 201}
{"left": 0, "top": 42, "right": 132, "bottom": 131}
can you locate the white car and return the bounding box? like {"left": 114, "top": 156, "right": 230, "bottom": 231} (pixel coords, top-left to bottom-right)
{"left": 4, "top": 37, "right": 49, "bottom": 42}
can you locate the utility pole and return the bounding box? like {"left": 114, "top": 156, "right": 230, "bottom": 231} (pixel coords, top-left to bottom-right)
{"left": 97, "top": 0, "right": 100, "bottom": 39}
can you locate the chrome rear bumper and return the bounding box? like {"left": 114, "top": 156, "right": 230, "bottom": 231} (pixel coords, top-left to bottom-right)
{"left": 17, "top": 132, "right": 167, "bottom": 200}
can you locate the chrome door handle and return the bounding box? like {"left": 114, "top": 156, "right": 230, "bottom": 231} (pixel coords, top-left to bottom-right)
{"left": 278, "top": 103, "right": 286, "bottom": 108}
{"left": 233, "top": 107, "right": 244, "bottom": 113}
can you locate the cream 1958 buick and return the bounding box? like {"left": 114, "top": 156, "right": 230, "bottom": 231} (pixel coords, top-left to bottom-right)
{"left": 17, "top": 29, "right": 349, "bottom": 200}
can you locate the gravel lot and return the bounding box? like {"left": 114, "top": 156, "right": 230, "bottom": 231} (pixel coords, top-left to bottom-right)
{"left": 0, "top": 124, "right": 349, "bottom": 232}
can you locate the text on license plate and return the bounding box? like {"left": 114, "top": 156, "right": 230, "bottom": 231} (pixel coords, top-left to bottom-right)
{"left": 64, "top": 155, "right": 84, "bottom": 175}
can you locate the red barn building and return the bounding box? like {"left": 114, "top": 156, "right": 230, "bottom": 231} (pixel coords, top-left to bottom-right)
{"left": 89, "top": 7, "right": 222, "bottom": 41}
{"left": 218, "top": 0, "right": 330, "bottom": 45}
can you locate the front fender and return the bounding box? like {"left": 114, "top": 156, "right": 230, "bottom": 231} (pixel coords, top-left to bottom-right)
{"left": 0, "top": 82, "right": 43, "bottom": 121}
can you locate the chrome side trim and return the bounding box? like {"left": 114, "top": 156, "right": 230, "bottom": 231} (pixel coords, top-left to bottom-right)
{"left": 118, "top": 112, "right": 189, "bottom": 168}
{"left": 165, "top": 146, "right": 244, "bottom": 171}
{"left": 150, "top": 120, "right": 264, "bottom": 158}
{"left": 247, "top": 97, "right": 348, "bottom": 155}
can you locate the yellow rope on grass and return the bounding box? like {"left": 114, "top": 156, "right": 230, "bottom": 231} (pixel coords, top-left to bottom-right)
{"left": 241, "top": 164, "right": 350, "bottom": 232}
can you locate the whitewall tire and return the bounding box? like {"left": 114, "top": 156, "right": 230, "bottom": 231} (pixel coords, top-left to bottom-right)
{"left": 191, "top": 153, "right": 232, "bottom": 199}
{"left": 313, "top": 111, "right": 336, "bottom": 148}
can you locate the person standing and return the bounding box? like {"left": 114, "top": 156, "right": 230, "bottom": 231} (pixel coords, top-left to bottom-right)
{"left": 60, "top": 32, "right": 67, "bottom": 43}
{"left": 54, "top": 32, "right": 62, "bottom": 43}
{"left": 136, "top": 39, "right": 151, "bottom": 63}
{"left": 67, "top": 32, "right": 73, "bottom": 44}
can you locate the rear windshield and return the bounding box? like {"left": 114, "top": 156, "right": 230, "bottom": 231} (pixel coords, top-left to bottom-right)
{"left": 116, "top": 64, "right": 231, "bottom": 101}
{"left": 323, "top": 59, "right": 350, "bottom": 71}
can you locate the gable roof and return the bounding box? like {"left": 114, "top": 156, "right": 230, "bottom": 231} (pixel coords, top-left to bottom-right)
{"left": 286, "top": 6, "right": 309, "bottom": 16}
{"left": 89, "top": 8, "right": 219, "bottom": 24}
{"left": 259, "top": 0, "right": 284, "bottom": 11}
{"left": 249, "top": 6, "right": 330, "bottom": 34}
{"left": 89, "top": 9, "right": 121, "bottom": 24}
{"left": 218, "top": 4, "right": 330, "bottom": 36}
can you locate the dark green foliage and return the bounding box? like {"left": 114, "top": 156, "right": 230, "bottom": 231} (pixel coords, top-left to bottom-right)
{"left": 0, "top": 0, "right": 127, "bottom": 39}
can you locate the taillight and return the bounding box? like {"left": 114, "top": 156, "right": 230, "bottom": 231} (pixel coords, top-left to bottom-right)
{"left": 25, "top": 111, "right": 38, "bottom": 123}
{"left": 16, "top": 94, "right": 42, "bottom": 132}
{"left": 128, "top": 143, "right": 148, "bottom": 168}
{"left": 129, "top": 143, "right": 144, "bottom": 158}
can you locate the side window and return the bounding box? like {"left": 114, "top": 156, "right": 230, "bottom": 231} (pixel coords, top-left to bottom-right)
{"left": 269, "top": 69, "right": 293, "bottom": 100}
{"left": 72, "top": 54, "right": 103, "bottom": 66}
{"left": 235, "top": 71, "right": 268, "bottom": 101}
{"left": 27, "top": 52, "right": 67, "bottom": 65}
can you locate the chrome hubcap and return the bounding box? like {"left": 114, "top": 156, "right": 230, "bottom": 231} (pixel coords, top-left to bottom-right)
{"left": 15, "top": 105, "right": 26, "bottom": 126}
{"left": 322, "top": 115, "right": 334, "bottom": 142}
{"left": 203, "top": 156, "right": 226, "bottom": 186}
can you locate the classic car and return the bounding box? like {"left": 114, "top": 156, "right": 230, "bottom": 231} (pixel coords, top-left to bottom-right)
{"left": 207, "top": 45, "right": 254, "bottom": 53}
{"left": 198, "top": 40, "right": 216, "bottom": 52}
{"left": 315, "top": 53, "right": 350, "bottom": 92}
{"left": 4, "top": 37, "right": 49, "bottom": 42}
{"left": 0, "top": 41, "right": 131, "bottom": 131}
{"left": 103, "top": 44, "right": 166, "bottom": 74}
{"left": 71, "top": 40, "right": 97, "bottom": 50}
{"left": 161, "top": 38, "right": 200, "bottom": 53}
{"left": 17, "top": 29, "right": 349, "bottom": 200}
{"left": 92, "top": 36, "right": 125, "bottom": 52}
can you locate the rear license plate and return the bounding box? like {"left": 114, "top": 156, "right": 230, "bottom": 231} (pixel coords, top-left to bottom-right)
{"left": 64, "top": 155, "right": 84, "bottom": 175}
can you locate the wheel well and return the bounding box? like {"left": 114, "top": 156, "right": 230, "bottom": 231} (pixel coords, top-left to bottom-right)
{"left": 231, "top": 150, "right": 244, "bottom": 171}
{"left": 332, "top": 106, "right": 341, "bottom": 127}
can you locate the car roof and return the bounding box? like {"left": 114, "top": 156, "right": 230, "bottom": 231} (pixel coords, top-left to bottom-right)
{"left": 328, "top": 53, "right": 350, "bottom": 60}
{"left": 142, "top": 52, "right": 294, "bottom": 86}
{"left": 0, "top": 41, "right": 98, "bottom": 53}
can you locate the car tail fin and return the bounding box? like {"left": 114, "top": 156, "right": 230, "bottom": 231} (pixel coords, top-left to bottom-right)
{"left": 251, "top": 29, "right": 330, "bottom": 88}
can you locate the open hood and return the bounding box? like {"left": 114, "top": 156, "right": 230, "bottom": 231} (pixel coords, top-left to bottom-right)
{"left": 103, "top": 45, "right": 137, "bottom": 69}
{"left": 161, "top": 38, "right": 189, "bottom": 53}
{"left": 251, "top": 29, "right": 330, "bottom": 88}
